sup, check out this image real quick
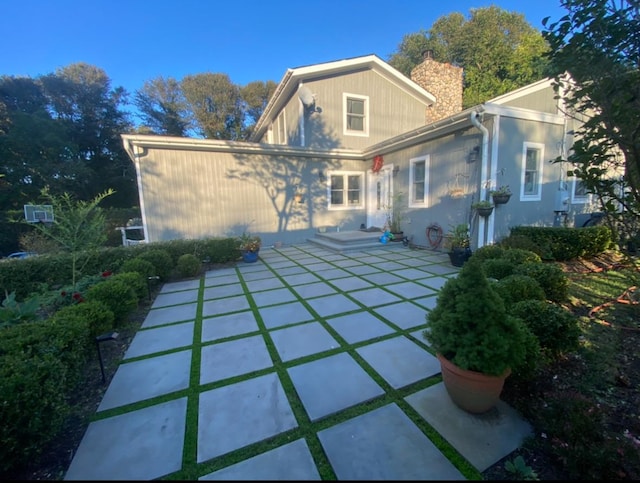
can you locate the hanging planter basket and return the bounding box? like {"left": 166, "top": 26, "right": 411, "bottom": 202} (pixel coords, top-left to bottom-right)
{"left": 475, "top": 206, "right": 494, "bottom": 217}
{"left": 492, "top": 193, "right": 511, "bottom": 205}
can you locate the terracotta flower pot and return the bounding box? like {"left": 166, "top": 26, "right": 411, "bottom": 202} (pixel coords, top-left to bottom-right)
{"left": 437, "top": 353, "right": 510, "bottom": 414}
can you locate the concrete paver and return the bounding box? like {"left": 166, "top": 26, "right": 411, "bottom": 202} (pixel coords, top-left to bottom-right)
{"left": 64, "top": 244, "right": 534, "bottom": 481}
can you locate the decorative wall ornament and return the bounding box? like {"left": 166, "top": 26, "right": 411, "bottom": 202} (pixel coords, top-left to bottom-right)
{"left": 372, "top": 155, "right": 384, "bottom": 173}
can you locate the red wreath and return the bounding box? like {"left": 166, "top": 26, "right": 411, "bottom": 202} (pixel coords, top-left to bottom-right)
{"left": 372, "top": 155, "right": 384, "bottom": 173}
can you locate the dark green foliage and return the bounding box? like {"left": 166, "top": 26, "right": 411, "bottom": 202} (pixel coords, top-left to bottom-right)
{"left": 481, "top": 258, "right": 517, "bottom": 280}
{"left": 176, "top": 253, "right": 202, "bottom": 278}
{"left": 0, "top": 316, "right": 91, "bottom": 471}
{"left": 499, "top": 234, "right": 551, "bottom": 259}
{"left": 85, "top": 278, "right": 137, "bottom": 321}
{"left": 493, "top": 274, "right": 546, "bottom": 306}
{"left": 0, "top": 237, "right": 239, "bottom": 299}
{"left": 137, "top": 249, "right": 174, "bottom": 281}
{"left": 119, "top": 257, "right": 156, "bottom": 280}
{"left": 510, "top": 324, "right": 542, "bottom": 382}
{"left": 509, "top": 226, "right": 613, "bottom": 261}
{"left": 51, "top": 299, "right": 115, "bottom": 338}
{"left": 110, "top": 272, "right": 147, "bottom": 300}
{"left": 424, "top": 256, "right": 530, "bottom": 376}
{"left": 515, "top": 262, "right": 569, "bottom": 303}
{"left": 471, "top": 244, "right": 505, "bottom": 262}
{"left": 538, "top": 391, "right": 638, "bottom": 479}
{"left": 510, "top": 299, "right": 580, "bottom": 358}
{"left": 502, "top": 248, "right": 541, "bottom": 265}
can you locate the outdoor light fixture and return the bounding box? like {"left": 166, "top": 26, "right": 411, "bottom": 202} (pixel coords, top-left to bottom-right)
{"left": 393, "top": 166, "right": 400, "bottom": 176}
{"left": 96, "top": 331, "right": 119, "bottom": 383}
{"left": 318, "top": 170, "right": 326, "bottom": 182}
{"left": 147, "top": 275, "right": 161, "bottom": 301}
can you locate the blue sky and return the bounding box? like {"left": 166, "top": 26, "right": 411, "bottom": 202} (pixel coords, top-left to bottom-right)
{"left": 2, "top": 0, "right": 568, "bottom": 95}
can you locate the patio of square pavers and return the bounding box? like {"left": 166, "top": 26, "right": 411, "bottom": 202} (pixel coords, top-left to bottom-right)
{"left": 64, "top": 244, "right": 532, "bottom": 481}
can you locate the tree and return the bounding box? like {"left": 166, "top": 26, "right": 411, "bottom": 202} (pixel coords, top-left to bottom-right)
{"left": 134, "top": 76, "right": 190, "bottom": 136}
{"left": 240, "top": 80, "right": 278, "bottom": 138}
{"left": 181, "top": 73, "right": 244, "bottom": 140}
{"left": 388, "top": 6, "right": 550, "bottom": 107}
{"left": 39, "top": 63, "right": 136, "bottom": 207}
{"left": 542, "top": 0, "right": 640, "bottom": 242}
{"left": 31, "top": 188, "right": 114, "bottom": 289}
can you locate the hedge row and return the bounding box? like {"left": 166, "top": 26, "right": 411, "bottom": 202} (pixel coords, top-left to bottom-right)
{"left": 507, "top": 225, "right": 613, "bottom": 261}
{"left": 0, "top": 237, "right": 240, "bottom": 299}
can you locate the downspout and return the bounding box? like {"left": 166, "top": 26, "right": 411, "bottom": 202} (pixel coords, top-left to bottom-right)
{"left": 470, "top": 110, "right": 489, "bottom": 248}
{"left": 132, "top": 143, "right": 150, "bottom": 244}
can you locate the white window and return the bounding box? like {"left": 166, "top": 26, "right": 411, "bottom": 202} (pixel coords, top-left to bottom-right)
{"left": 327, "top": 171, "right": 365, "bottom": 210}
{"left": 343, "top": 93, "right": 369, "bottom": 137}
{"left": 520, "top": 142, "right": 544, "bottom": 201}
{"left": 571, "top": 177, "right": 590, "bottom": 203}
{"left": 409, "top": 155, "right": 429, "bottom": 207}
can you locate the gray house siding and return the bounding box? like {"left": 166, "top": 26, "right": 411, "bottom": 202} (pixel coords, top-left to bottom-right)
{"left": 262, "top": 69, "right": 430, "bottom": 151}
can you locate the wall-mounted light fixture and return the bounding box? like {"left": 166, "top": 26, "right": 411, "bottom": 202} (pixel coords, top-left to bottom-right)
{"left": 468, "top": 145, "right": 480, "bottom": 163}
{"left": 318, "top": 169, "right": 326, "bottom": 182}
{"left": 393, "top": 166, "right": 400, "bottom": 176}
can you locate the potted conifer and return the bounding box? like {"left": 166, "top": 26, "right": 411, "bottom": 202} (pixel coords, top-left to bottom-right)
{"left": 423, "top": 256, "right": 530, "bottom": 413}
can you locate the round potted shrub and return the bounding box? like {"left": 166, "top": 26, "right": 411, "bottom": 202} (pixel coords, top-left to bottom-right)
{"left": 423, "top": 256, "right": 530, "bottom": 413}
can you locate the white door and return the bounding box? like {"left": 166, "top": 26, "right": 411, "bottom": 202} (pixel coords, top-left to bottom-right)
{"left": 367, "top": 165, "right": 393, "bottom": 229}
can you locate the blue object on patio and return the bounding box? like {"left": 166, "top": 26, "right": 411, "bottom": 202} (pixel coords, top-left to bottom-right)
{"left": 242, "top": 250, "right": 259, "bottom": 263}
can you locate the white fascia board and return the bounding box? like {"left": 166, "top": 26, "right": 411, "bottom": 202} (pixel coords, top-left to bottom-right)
{"left": 481, "top": 103, "right": 566, "bottom": 125}
{"left": 120, "top": 134, "right": 363, "bottom": 161}
{"left": 488, "top": 77, "right": 555, "bottom": 105}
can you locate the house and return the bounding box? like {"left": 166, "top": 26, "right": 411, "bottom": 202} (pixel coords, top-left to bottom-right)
{"left": 121, "top": 53, "right": 593, "bottom": 251}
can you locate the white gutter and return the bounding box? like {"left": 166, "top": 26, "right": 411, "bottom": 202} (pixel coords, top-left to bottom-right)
{"left": 470, "top": 110, "right": 490, "bottom": 249}
{"left": 131, "top": 144, "right": 150, "bottom": 244}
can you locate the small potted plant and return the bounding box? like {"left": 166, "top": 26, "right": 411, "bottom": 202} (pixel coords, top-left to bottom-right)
{"left": 384, "top": 192, "right": 405, "bottom": 241}
{"left": 237, "top": 232, "right": 262, "bottom": 263}
{"left": 490, "top": 185, "right": 512, "bottom": 205}
{"left": 472, "top": 200, "right": 494, "bottom": 217}
{"left": 446, "top": 223, "right": 471, "bottom": 267}
{"left": 423, "top": 256, "right": 530, "bottom": 414}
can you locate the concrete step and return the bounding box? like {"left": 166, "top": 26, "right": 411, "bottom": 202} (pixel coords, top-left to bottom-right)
{"left": 307, "top": 230, "right": 405, "bottom": 253}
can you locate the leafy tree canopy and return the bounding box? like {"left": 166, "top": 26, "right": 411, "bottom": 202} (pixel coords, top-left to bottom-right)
{"left": 543, "top": 0, "right": 640, "bottom": 240}
{"left": 388, "top": 5, "right": 551, "bottom": 107}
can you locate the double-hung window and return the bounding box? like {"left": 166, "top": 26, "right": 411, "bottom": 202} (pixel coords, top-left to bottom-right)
{"left": 521, "top": 142, "right": 544, "bottom": 200}
{"left": 343, "top": 93, "right": 369, "bottom": 136}
{"left": 409, "top": 155, "right": 429, "bottom": 207}
{"left": 328, "top": 171, "right": 364, "bottom": 210}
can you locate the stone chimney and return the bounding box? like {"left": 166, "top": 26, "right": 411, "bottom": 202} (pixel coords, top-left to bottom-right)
{"left": 410, "top": 50, "right": 464, "bottom": 124}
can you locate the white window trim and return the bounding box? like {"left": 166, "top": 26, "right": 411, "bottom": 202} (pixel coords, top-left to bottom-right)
{"left": 520, "top": 142, "right": 544, "bottom": 201}
{"left": 571, "top": 177, "right": 590, "bottom": 204}
{"left": 409, "top": 155, "right": 430, "bottom": 208}
{"left": 343, "top": 93, "right": 369, "bottom": 137}
{"left": 327, "top": 170, "right": 365, "bottom": 210}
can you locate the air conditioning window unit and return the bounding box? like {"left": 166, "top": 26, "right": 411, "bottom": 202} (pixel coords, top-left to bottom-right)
{"left": 24, "top": 204, "right": 54, "bottom": 223}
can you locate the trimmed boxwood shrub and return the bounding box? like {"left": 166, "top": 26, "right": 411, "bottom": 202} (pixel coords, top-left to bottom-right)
{"left": 0, "top": 316, "right": 92, "bottom": 471}
{"left": 471, "top": 244, "right": 505, "bottom": 262}
{"left": 51, "top": 300, "right": 115, "bottom": 338}
{"left": 481, "top": 258, "right": 517, "bottom": 280}
{"left": 493, "top": 274, "right": 546, "bottom": 306}
{"left": 510, "top": 299, "right": 580, "bottom": 358}
{"left": 138, "top": 249, "right": 174, "bottom": 281}
{"left": 110, "top": 272, "right": 147, "bottom": 300}
{"left": 502, "top": 248, "right": 542, "bottom": 265}
{"left": 515, "top": 262, "right": 569, "bottom": 303}
{"left": 85, "top": 278, "right": 137, "bottom": 321}
{"left": 119, "top": 257, "right": 157, "bottom": 280}
{"left": 176, "top": 253, "right": 202, "bottom": 278}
